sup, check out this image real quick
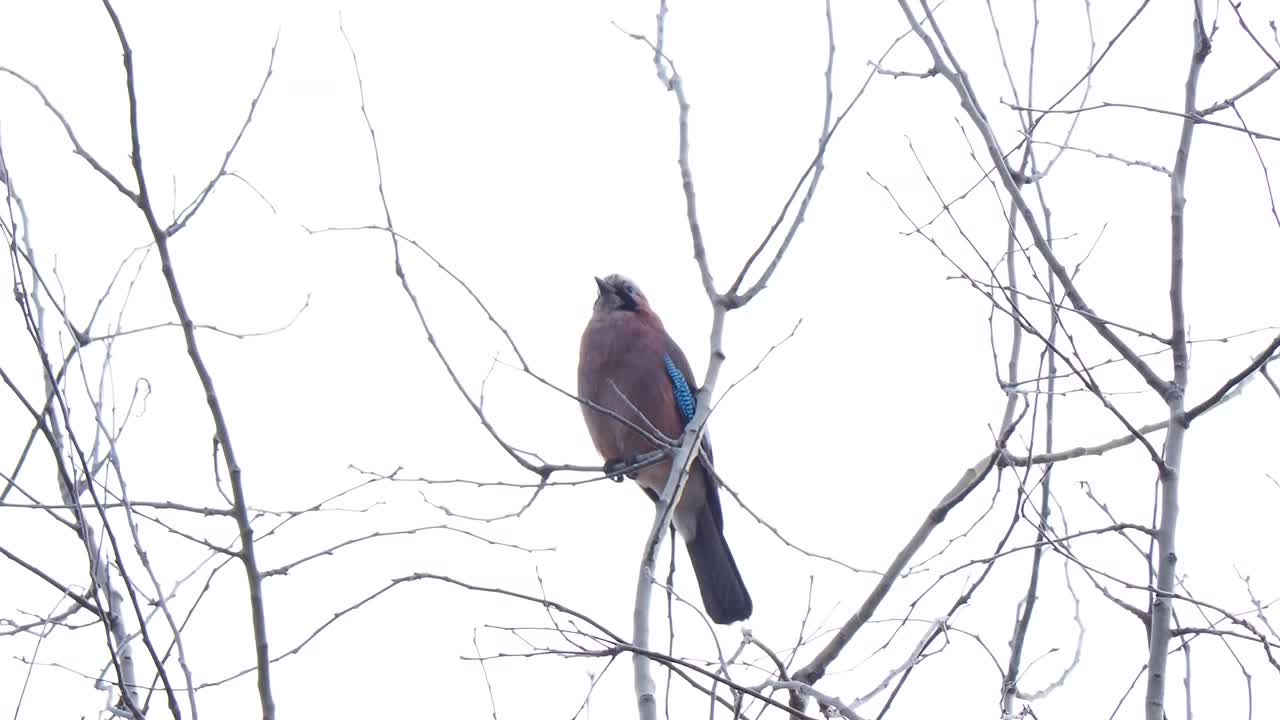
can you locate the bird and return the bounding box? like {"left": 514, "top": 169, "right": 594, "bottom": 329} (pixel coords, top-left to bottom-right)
{"left": 578, "top": 273, "right": 752, "bottom": 624}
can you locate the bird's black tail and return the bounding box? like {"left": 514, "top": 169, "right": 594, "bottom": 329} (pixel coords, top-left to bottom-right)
{"left": 686, "top": 503, "right": 752, "bottom": 624}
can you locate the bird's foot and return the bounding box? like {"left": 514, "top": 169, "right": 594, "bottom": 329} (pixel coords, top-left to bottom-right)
{"left": 603, "top": 457, "right": 637, "bottom": 482}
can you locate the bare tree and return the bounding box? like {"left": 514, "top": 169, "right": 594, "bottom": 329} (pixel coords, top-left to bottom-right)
{"left": 3, "top": 1, "right": 1280, "bottom": 719}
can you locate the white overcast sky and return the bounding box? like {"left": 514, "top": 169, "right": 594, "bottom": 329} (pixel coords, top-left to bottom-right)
{"left": 2, "top": 0, "right": 1279, "bottom": 718}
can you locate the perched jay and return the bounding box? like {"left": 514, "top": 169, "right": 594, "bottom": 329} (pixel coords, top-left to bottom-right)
{"left": 578, "top": 274, "right": 752, "bottom": 625}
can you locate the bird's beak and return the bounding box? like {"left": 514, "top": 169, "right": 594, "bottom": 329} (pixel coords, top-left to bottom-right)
{"left": 594, "top": 276, "right": 611, "bottom": 296}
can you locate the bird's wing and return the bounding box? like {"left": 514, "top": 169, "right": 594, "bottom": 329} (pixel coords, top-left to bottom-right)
{"left": 658, "top": 331, "right": 724, "bottom": 530}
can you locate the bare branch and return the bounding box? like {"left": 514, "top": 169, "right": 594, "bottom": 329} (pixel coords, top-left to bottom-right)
{"left": 792, "top": 415, "right": 1023, "bottom": 688}
{"left": 99, "top": 1, "right": 276, "bottom": 715}
{"left": 1029, "top": 139, "right": 1172, "bottom": 175}
{"left": 1146, "top": 5, "right": 1209, "bottom": 716}
{"left": 165, "top": 32, "right": 279, "bottom": 236}
{"left": 0, "top": 67, "right": 138, "bottom": 202}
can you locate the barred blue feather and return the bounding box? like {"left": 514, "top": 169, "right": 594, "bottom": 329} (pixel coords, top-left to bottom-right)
{"left": 663, "top": 353, "right": 696, "bottom": 421}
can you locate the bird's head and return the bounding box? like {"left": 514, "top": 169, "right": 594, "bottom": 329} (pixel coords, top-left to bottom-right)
{"left": 593, "top": 274, "right": 650, "bottom": 314}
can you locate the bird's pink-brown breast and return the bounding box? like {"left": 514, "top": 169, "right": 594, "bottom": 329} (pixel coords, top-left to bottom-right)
{"left": 578, "top": 310, "right": 687, "bottom": 463}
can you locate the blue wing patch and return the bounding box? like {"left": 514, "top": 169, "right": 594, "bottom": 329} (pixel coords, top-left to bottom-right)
{"left": 663, "top": 353, "right": 696, "bottom": 421}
